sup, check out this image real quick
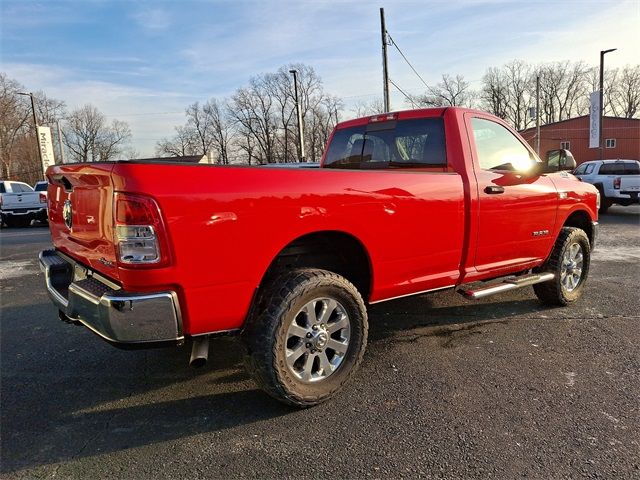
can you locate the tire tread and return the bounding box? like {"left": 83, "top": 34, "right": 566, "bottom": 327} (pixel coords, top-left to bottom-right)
{"left": 243, "top": 268, "right": 367, "bottom": 407}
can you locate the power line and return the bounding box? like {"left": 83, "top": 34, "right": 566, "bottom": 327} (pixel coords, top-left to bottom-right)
{"left": 386, "top": 33, "right": 430, "bottom": 91}
{"left": 389, "top": 78, "right": 418, "bottom": 108}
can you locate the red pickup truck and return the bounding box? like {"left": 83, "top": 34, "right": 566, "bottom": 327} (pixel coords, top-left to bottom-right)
{"left": 40, "top": 107, "right": 599, "bottom": 406}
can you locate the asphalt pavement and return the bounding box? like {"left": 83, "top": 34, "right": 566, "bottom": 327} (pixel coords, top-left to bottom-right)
{"left": 1, "top": 207, "right": 639, "bottom": 479}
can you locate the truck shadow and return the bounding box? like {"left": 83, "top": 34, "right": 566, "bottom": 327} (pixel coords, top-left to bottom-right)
{"left": 1, "top": 291, "right": 551, "bottom": 474}
{"left": 367, "top": 290, "right": 548, "bottom": 343}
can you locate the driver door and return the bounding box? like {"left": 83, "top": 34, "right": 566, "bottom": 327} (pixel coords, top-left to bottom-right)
{"left": 467, "top": 115, "right": 558, "bottom": 272}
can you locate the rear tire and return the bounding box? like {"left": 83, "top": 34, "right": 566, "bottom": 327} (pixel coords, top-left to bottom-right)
{"left": 597, "top": 187, "right": 611, "bottom": 213}
{"left": 243, "top": 269, "right": 368, "bottom": 407}
{"left": 533, "top": 227, "right": 591, "bottom": 306}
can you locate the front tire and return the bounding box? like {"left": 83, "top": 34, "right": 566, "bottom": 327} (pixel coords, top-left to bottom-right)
{"left": 243, "top": 269, "right": 368, "bottom": 407}
{"left": 533, "top": 227, "right": 591, "bottom": 306}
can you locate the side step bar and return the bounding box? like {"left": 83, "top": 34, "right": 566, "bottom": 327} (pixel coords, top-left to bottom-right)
{"left": 459, "top": 272, "right": 555, "bottom": 300}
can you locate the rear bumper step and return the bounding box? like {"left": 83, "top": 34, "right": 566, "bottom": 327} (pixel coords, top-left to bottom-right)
{"left": 459, "top": 272, "right": 555, "bottom": 300}
{"left": 39, "top": 249, "right": 184, "bottom": 348}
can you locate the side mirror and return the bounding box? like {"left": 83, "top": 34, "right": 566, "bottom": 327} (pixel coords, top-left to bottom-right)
{"left": 546, "top": 149, "right": 577, "bottom": 171}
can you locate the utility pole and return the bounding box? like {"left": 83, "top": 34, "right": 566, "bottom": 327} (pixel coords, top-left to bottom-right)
{"left": 56, "top": 120, "right": 65, "bottom": 164}
{"left": 289, "top": 69, "right": 306, "bottom": 162}
{"left": 17, "top": 92, "right": 45, "bottom": 178}
{"left": 599, "top": 48, "right": 617, "bottom": 160}
{"left": 380, "top": 7, "right": 391, "bottom": 112}
{"left": 535, "top": 75, "right": 540, "bottom": 156}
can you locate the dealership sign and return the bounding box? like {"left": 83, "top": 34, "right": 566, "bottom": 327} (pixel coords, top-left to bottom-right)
{"left": 589, "top": 91, "right": 600, "bottom": 149}
{"left": 37, "top": 126, "right": 55, "bottom": 172}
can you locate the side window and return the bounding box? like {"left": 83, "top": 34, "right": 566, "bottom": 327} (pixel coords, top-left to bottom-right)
{"left": 0, "top": 183, "right": 5, "bottom": 193}
{"left": 574, "top": 164, "right": 587, "bottom": 175}
{"left": 471, "top": 118, "right": 535, "bottom": 171}
{"left": 584, "top": 164, "right": 595, "bottom": 174}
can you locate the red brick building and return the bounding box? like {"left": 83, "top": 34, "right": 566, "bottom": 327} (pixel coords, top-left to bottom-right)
{"left": 520, "top": 116, "right": 640, "bottom": 164}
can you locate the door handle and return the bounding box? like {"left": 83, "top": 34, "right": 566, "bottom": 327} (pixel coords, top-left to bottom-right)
{"left": 484, "top": 185, "right": 505, "bottom": 194}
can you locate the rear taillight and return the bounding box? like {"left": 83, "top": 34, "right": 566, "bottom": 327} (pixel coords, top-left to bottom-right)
{"left": 613, "top": 177, "right": 621, "bottom": 189}
{"left": 113, "top": 193, "right": 170, "bottom": 267}
{"left": 39, "top": 193, "right": 47, "bottom": 203}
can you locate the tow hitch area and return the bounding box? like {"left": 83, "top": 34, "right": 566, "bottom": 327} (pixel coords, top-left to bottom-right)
{"left": 459, "top": 272, "right": 555, "bottom": 300}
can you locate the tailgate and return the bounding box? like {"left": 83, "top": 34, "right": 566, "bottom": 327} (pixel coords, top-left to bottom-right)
{"left": 621, "top": 176, "right": 640, "bottom": 192}
{"left": 47, "top": 163, "right": 120, "bottom": 281}
{"left": 2, "top": 192, "right": 41, "bottom": 209}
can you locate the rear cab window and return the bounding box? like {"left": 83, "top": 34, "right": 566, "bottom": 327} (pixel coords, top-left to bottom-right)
{"left": 598, "top": 163, "right": 627, "bottom": 175}
{"left": 323, "top": 117, "right": 448, "bottom": 171}
{"left": 624, "top": 162, "right": 640, "bottom": 175}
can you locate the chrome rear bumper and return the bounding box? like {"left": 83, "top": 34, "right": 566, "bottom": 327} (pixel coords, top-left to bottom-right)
{"left": 39, "top": 249, "right": 183, "bottom": 348}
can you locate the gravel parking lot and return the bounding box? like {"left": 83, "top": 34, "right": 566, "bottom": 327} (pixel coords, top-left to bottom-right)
{"left": 1, "top": 207, "right": 639, "bottom": 479}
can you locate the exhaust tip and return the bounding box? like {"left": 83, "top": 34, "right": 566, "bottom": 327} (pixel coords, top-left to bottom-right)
{"left": 190, "top": 357, "right": 207, "bottom": 368}
{"left": 189, "top": 337, "right": 209, "bottom": 368}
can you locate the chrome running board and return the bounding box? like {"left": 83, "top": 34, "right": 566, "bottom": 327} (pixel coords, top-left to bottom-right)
{"left": 459, "top": 272, "right": 555, "bottom": 300}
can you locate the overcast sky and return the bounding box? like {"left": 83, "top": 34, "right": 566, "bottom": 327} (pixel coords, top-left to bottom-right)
{"left": 2, "top": 0, "right": 638, "bottom": 156}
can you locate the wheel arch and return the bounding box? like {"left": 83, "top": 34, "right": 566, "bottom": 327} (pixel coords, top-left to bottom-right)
{"left": 258, "top": 230, "right": 373, "bottom": 302}
{"left": 562, "top": 209, "right": 595, "bottom": 246}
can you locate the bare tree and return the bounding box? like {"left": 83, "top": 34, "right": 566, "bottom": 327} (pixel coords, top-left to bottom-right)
{"left": 63, "top": 104, "right": 131, "bottom": 162}
{"left": 184, "top": 101, "right": 216, "bottom": 156}
{"left": 0, "top": 74, "right": 67, "bottom": 182}
{"left": 613, "top": 65, "right": 640, "bottom": 118}
{"left": 350, "top": 98, "right": 385, "bottom": 118}
{"left": 155, "top": 99, "right": 232, "bottom": 163}
{"left": 480, "top": 67, "right": 509, "bottom": 120}
{"left": 228, "top": 76, "right": 278, "bottom": 164}
{"left": 503, "top": 60, "right": 534, "bottom": 130}
{"left": 204, "top": 98, "right": 233, "bottom": 164}
{"left": 415, "top": 74, "right": 474, "bottom": 107}
{"left": 155, "top": 125, "right": 199, "bottom": 157}
{"left": 0, "top": 74, "right": 31, "bottom": 178}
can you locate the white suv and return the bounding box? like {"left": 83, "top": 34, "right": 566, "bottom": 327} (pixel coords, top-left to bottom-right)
{"left": 573, "top": 159, "right": 640, "bottom": 213}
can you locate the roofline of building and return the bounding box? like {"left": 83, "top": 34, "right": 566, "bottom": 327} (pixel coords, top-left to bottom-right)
{"left": 520, "top": 115, "right": 639, "bottom": 134}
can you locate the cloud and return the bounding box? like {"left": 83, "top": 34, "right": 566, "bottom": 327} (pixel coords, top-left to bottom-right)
{"left": 132, "top": 8, "right": 171, "bottom": 31}
{"left": 3, "top": 62, "right": 192, "bottom": 156}
{"left": 2, "top": 0, "right": 638, "bottom": 155}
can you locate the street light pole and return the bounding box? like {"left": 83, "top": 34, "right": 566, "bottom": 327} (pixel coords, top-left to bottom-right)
{"left": 289, "top": 69, "right": 306, "bottom": 162}
{"left": 599, "top": 48, "right": 617, "bottom": 160}
{"left": 17, "top": 91, "right": 45, "bottom": 178}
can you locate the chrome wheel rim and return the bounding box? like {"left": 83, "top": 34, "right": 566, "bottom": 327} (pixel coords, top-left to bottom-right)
{"left": 560, "top": 242, "right": 584, "bottom": 292}
{"left": 285, "top": 297, "right": 351, "bottom": 383}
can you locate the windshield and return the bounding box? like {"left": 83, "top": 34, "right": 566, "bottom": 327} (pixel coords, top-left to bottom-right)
{"left": 34, "top": 182, "right": 48, "bottom": 191}
{"left": 324, "top": 118, "right": 447, "bottom": 169}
